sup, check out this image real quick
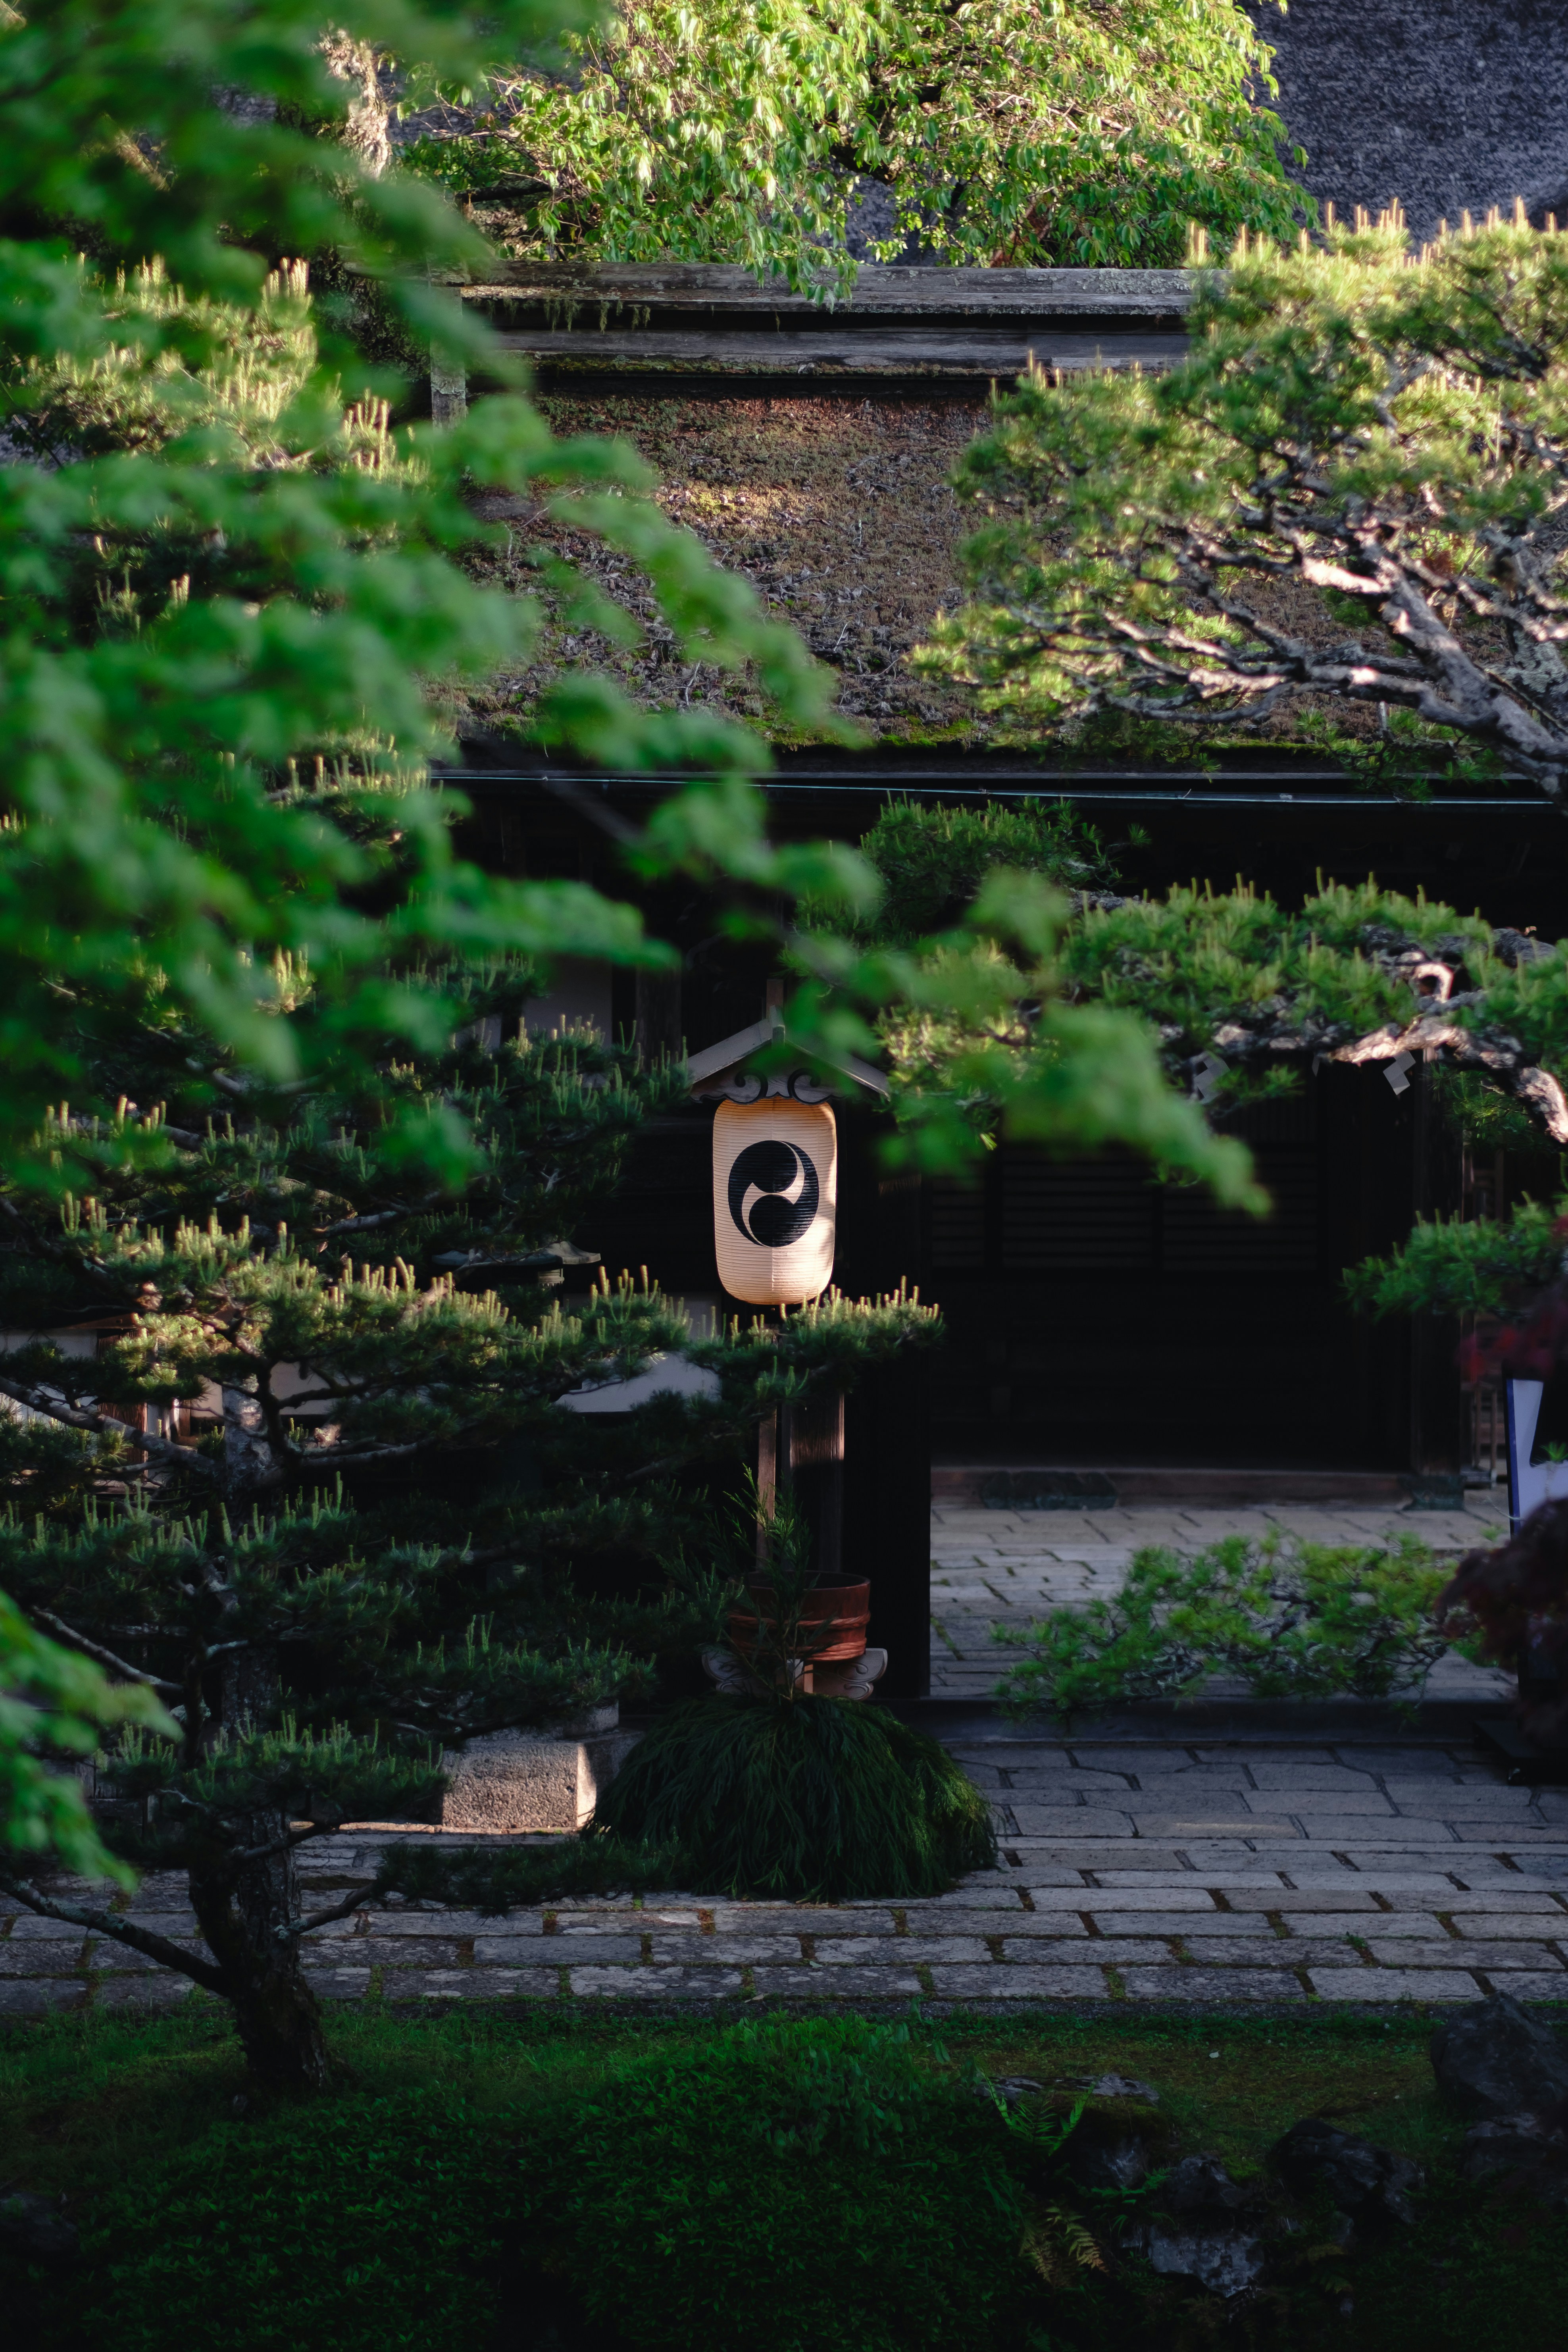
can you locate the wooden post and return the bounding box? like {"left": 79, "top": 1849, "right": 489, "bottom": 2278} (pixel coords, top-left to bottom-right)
{"left": 1409, "top": 1055, "right": 1465, "bottom": 1482}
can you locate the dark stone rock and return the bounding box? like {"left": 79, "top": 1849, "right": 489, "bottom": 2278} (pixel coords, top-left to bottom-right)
{"left": 1163, "top": 2154, "right": 1257, "bottom": 2215}
{"left": 1272, "top": 2119, "right": 1423, "bottom": 2227}
{"left": 1429, "top": 1993, "right": 1568, "bottom": 2121}
{"left": 1068, "top": 2133, "right": 1150, "bottom": 2194}
{"left": 1138, "top": 2223, "right": 1265, "bottom": 2299}
{"left": 1459, "top": 2115, "right": 1568, "bottom": 2206}
{"left": 0, "top": 2189, "right": 79, "bottom": 2264}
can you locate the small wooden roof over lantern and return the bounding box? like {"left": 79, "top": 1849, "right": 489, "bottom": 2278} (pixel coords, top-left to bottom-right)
{"left": 687, "top": 993, "right": 888, "bottom": 1307}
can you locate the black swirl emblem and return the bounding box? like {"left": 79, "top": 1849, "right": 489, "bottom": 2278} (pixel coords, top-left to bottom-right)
{"left": 727, "top": 1138, "right": 820, "bottom": 1247}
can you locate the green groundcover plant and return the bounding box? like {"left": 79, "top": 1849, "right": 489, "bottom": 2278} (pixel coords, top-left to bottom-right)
{"left": 995, "top": 1534, "right": 1460, "bottom": 1723}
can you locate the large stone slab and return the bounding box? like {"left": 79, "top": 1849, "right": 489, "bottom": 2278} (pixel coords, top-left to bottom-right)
{"left": 440, "top": 1713, "right": 641, "bottom": 1832}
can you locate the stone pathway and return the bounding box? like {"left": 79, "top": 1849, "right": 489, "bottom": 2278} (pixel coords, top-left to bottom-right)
{"left": 930, "top": 1491, "right": 1510, "bottom": 1704}
{"left": 8, "top": 1734, "right": 1568, "bottom": 2017}
{"left": 7, "top": 1495, "right": 1555, "bottom": 2020}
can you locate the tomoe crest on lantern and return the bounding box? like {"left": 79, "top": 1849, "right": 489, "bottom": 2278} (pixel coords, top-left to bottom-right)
{"left": 711, "top": 1098, "right": 837, "bottom": 1303}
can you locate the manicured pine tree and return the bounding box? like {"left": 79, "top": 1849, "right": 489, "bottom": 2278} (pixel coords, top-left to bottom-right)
{"left": 0, "top": 952, "right": 937, "bottom": 2087}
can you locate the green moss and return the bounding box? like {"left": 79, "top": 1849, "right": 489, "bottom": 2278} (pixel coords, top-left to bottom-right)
{"left": 7, "top": 2003, "right": 1568, "bottom": 2352}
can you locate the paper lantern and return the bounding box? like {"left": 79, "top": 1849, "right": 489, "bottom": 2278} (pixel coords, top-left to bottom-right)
{"left": 712, "top": 1097, "right": 837, "bottom": 1304}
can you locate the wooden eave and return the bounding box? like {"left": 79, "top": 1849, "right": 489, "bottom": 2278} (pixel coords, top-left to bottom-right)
{"left": 457, "top": 262, "right": 1193, "bottom": 389}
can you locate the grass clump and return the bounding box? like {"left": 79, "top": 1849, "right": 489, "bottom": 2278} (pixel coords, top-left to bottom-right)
{"left": 587, "top": 1692, "right": 997, "bottom": 1899}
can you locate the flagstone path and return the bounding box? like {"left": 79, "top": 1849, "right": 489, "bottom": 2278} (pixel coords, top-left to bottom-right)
{"left": 8, "top": 1495, "right": 1561, "bottom": 2019}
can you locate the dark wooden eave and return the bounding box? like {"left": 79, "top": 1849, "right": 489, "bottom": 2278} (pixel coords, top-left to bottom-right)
{"left": 457, "top": 262, "right": 1193, "bottom": 393}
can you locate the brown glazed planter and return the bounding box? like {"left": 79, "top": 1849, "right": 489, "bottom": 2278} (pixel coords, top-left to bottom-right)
{"left": 727, "top": 1579, "right": 871, "bottom": 1663}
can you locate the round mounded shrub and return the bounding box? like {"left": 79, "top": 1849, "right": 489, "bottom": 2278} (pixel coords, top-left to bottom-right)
{"left": 588, "top": 1692, "right": 997, "bottom": 1899}
{"left": 516, "top": 2017, "right": 1026, "bottom": 2352}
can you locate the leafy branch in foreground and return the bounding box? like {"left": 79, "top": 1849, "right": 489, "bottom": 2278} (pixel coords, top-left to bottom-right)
{"left": 0, "top": 1585, "right": 175, "bottom": 1885}
{"left": 0, "top": 3, "right": 852, "bottom": 1191}
{"left": 918, "top": 216, "right": 1568, "bottom": 809}
{"left": 993, "top": 1536, "right": 1460, "bottom": 1724}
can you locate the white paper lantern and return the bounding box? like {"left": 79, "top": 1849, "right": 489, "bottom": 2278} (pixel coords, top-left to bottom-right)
{"left": 712, "top": 1097, "right": 837, "bottom": 1304}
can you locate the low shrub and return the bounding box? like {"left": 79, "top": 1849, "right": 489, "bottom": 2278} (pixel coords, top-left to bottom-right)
{"left": 514, "top": 2017, "right": 1027, "bottom": 2352}
{"left": 995, "top": 1534, "right": 1455, "bottom": 1723}
{"left": 587, "top": 1692, "right": 997, "bottom": 1899}
{"left": 59, "top": 2091, "right": 517, "bottom": 2352}
{"left": 374, "top": 1830, "right": 692, "bottom": 1913}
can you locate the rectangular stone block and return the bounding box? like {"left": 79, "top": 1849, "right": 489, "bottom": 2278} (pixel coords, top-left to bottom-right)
{"left": 0, "top": 1979, "right": 85, "bottom": 2015}
{"left": 1391, "top": 1887, "right": 1566, "bottom": 1912}
{"left": 1306, "top": 1967, "right": 1481, "bottom": 2001}
{"left": 0, "top": 1944, "right": 81, "bottom": 1976}
{"left": 1295, "top": 1821, "right": 1459, "bottom": 1844}
{"left": 1086, "top": 1911, "right": 1256, "bottom": 1938}
{"left": 992, "top": 1915, "right": 1091, "bottom": 1939}
{"left": 710, "top": 1907, "right": 895, "bottom": 1936}
{"left": 364, "top": 1909, "right": 523, "bottom": 1937}
{"left": 1037, "top": 1884, "right": 1218, "bottom": 1912}
{"left": 1010, "top": 1845, "right": 1195, "bottom": 1871}
{"left": 997, "top": 1937, "right": 1125, "bottom": 1964}
{"left": 923, "top": 1964, "right": 1108, "bottom": 1998}
{"left": 1289, "top": 1911, "right": 1440, "bottom": 1938}
{"left": 6, "top": 1915, "right": 85, "bottom": 1939}
{"left": 469, "top": 1935, "right": 556, "bottom": 1966}
{"left": 440, "top": 1726, "right": 641, "bottom": 1833}
{"left": 1479, "top": 1972, "right": 1568, "bottom": 2000}
{"left": 1247, "top": 1768, "right": 1386, "bottom": 1791}
{"left": 1010, "top": 1810, "right": 1134, "bottom": 1836}
{"left": 1224, "top": 1889, "right": 1379, "bottom": 1912}
{"left": 1367, "top": 1938, "right": 1562, "bottom": 1970}
{"left": 1119, "top": 1968, "right": 1304, "bottom": 2002}
{"left": 1453, "top": 1825, "right": 1568, "bottom": 1843}
{"left": 648, "top": 1936, "right": 799, "bottom": 1965}
{"left": 1179, "top": 1938, "right": 1342, "bottom": 1968}
{"left": 815, "top": 1937, "right": 991, "bottom": 1965}
{"left": 566, "top": 1965, "right": 704, "bottom": 1997}
{"left": 355, "top": 1938, "right": 467, "bottom": 1968}
{"left": 396, "top": 1969, "right": 548, "bottom": 2001}
{"left": 303, "top": 1967, "right": 373, "bottom": 2001}
{"left": 542, "top": 1935, "right": 645, "bottom": 1965}
{"left": 750, "top": 1965, "right": 923, "bottom": 1997}
{"left": 913, "top": 1884, "right": 1041, "bottom": 1908}
{"left": 1449, "top": 1915, "right": 1568, "bottom": 1941}
{"left": 1246, "top": 1791, "right": 1395, "bottom": 1816}
{"left": 1078, "top": 1939, "right": 1182, "bottom": 1964}
{"left": 1130, "top": 1816, "right": 1301, "bottom": 1839}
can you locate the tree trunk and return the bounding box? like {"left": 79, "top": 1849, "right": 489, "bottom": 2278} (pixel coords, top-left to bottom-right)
{"left": 189, "top": 1819, "right": 331, "bottom": 2092}
{"left": 222, "top": 1381, "right": 284, "bottom": 1508}
{"left": 316, "top": 33, "right": 392, "bottom": 179}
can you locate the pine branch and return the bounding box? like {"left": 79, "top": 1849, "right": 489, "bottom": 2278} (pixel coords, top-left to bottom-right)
{"left": 0, "top": 1873, "right": 226, "bottom": 1995}
{"left": 29, "top": 1609, "right": 183, "bottom": 1696}
{"left": 0, "top": 1375, "right": 218, "bottom": 1477}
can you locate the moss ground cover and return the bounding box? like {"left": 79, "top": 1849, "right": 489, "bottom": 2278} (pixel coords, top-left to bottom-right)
{"left": 2, "top": 1999, "right": 1566, "bottom": 2349}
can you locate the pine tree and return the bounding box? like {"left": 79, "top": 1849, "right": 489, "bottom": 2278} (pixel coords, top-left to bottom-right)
{"left": 0, "top": 955, "right": 937, "bottom": 2087}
